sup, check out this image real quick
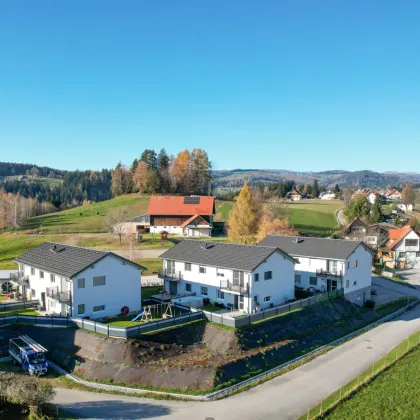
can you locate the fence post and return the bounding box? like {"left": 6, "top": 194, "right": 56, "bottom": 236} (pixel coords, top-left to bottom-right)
{"left": 94, "top": 320, "right": 96, "bottom": 333}
{"left": 107, "top": 325, "right": 110, "bottom": 337}
{"left": 82, "top": 318, "right": 84, "bottom": 330}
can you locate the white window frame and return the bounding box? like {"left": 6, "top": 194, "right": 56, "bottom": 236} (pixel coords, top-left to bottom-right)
{"left": 200, "top": 286, "right": 208, "bottom": 296}
{"left": 40, "top": 271, "right": 44, "bottom": 279}
{"left": 50, "top": 273, "right": 55, "bottom": 283}
{"left": 264, "top": 296, "right": 271, "bottom": 302}
{"left": 93, "top": 305, "right": 105, "bottom": 312}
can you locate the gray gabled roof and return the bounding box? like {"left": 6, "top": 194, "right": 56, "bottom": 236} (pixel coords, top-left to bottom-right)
{"left": 15, "top": 242, "right": 145, "bottom": 278}
{"left": 159, "top": 240, "right": 295, "bottom": 272}
{"left": 258, "top": 235, "right": 372, "bottom": 261}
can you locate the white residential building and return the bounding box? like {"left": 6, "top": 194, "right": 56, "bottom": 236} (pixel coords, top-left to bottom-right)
{"left": 258, "top": 236, "right": 374, "bottom": 305}
{"left": 159, "top": 240, "right": 297, "bottom": 314}
{"left": 14, "top": 242, "right": 145, "bottom": 319}
{"left": 320, "top": 191, "right": 336, "bottom": 200}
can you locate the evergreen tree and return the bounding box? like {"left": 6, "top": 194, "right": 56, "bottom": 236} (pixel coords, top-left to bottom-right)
{"left": 140, "top": 149, "right": 157, "bottom": 171}
{"left": 333, "top": 184, "right": 340, "bottom": 194}
{"left": 312, "top": 179, "right": 320, "bottom": 198}
{"left": 370, "top": 195, "right": 383, "bottom": 223}
{"left": 228, "top": 182, "right": 260, "bottom": 244}
{"left": 347, "top": 196, "right": 370, "bottom": 219}
{"left": 157, "top": 148, "right": 170, "bottom": 172}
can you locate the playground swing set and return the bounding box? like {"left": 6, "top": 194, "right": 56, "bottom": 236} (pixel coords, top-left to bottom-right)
{"left": 131, "top": 302, "right": 174, "bottom": 323}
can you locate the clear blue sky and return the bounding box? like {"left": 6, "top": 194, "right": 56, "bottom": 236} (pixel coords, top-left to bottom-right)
{"left": 1, "top": 1, "right": 419, "bottom": 173}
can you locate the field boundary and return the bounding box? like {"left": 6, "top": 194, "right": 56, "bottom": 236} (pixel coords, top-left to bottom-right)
{"left": 0, "top": 301, "right": 413, "bottom": 401}
{"left": 301, "top": 328, "right": 420, "bottom": 419}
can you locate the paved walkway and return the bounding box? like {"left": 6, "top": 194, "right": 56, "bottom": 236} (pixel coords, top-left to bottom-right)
{"left": 54, "top": 304, "right": 420, "bottom": 420}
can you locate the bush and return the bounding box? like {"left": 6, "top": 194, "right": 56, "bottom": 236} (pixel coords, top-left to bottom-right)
{"left": 364, "top": 299, "right": 376, "bottom": 309}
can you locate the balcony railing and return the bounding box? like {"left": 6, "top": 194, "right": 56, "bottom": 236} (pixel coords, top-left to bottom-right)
{"left": 220, "top": 279, "right": 249, "bottom": 295}
{"left": 158, "top": 270, "right": 183, "bottom": 281}
{"left": 316, "top": 269, "right": 343, "bottom": 278}
{"left": 46, "top": 287, "right": 71, "bottom": 303}
{"left": 10, "top": 271, "right": 30, "bottom": 287}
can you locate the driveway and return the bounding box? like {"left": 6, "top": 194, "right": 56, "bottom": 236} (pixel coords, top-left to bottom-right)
{"left": 395, "top": 268, "right": 420, "bottom": 287}
{"left": 54, "top": 304, "right": 420, "bottom": 420}
{"left": 371, "top": 276, "right": 420, "bottom": 305}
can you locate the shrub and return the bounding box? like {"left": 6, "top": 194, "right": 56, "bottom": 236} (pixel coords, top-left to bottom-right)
{"left": 364, "top": 299, "right": 376, "bottom": 309}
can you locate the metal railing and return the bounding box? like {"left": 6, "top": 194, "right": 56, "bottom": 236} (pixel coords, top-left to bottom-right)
{"left": 316, "top": 269, "right": 343, "bottom": 278}
{"left": 46, "top": 287, "right": 71, "bottom": 303}
{"left": 158, "top": 270, "right": 183, "bottom": 281}
{"left": 10, "top": 271, "right": 30, "bottom": 287}
{"left": 220, "top": 279, "right": 249, "bottom": 295}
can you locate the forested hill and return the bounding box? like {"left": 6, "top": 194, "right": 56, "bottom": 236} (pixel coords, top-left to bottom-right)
{"left": 0, "top": 162, "right": 67, "bottom": 178}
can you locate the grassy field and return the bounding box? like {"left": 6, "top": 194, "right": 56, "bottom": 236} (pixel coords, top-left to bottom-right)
{"left": 22, "top": 195, "right": 150, "bottom": 233}
{"left": 272, "top": 199, "right": 342, "bottom": 236}
{"left": 323, "top": 343, "right": 420, "bottom": 419}
{"left": 214, "top": 200, "right": 234, "bottom": 221}
{"left": 135, "top": 258, "right": 162, "bottom": 275}
{"left": 4, "top": 175, "right": 63, "bottom": 188}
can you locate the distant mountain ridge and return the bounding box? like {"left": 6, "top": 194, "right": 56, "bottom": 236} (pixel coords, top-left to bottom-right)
{"left": 213, "top": 169, "right": 420, "bottom": 189}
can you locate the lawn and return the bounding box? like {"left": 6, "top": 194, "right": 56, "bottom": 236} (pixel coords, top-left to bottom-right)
{"left": 214, "top": 200, "right": 234, "bottom": 221}
{"left": 272, "top": 199, "right": 342, "bottom": 237}
{"left": 0, "top": 308, "right": 39, "bottom": 316}
{"left": 21, "top": 194, "right": 151, "bottom": 233}
{"left": 135, "top": 259, "right": 162, "bottom": 275}
{"left": 323, "top": 344, "right": 420, "bottom": 420}
{"left": 142, "top": 286, "right": 162, "bottom": 299}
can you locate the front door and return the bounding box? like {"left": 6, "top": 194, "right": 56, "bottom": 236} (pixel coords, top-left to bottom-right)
{"left": 41, "top": 292, "right": 46, "bottom": 310}
{"left": 233, "top": 294, "right": 239, "bottom": 309}
{"left": 169, "top": 281, "right": 177, "bottom": 295}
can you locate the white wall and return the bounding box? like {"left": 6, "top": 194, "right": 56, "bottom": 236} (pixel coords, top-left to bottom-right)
{"left": 250, "top": 252, "right": 295, "bottom": 311}
{"left": 150, "top": 225, "right": 184, "bottom": 235}
{"left": 163, "top": 250, "right": 295, "bottom": 313}
{"left": 71, "top": 255, "right": 142, "bottom": 319}
{"left": 19, "top": 263, "right": 69, "bottom": 315}
{"left": 394, "top": 230, "right": 420, "bottom": 253}
{"left": 343, "top": 244, "right": 372, "bottom": 303}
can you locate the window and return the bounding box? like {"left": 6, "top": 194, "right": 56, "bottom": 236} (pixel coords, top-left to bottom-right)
{"left": 199, "top": 266, "right": 206, "bottom": 274}
{"left": 78, "top": 304, "right": 85, "bottom": 315}
{"left": 200, "top": 286, "right": 208, "bottom": 296}
{"left": 50, "top": 300, "right": 56, "bottom": 309}
{"left": 217, "top": 269, "right": 225, "bottom": 277}
{"left": 295, "top": 274, "right": 301, "bottom": 283}
{"left": 166, "top": 260, "right": 175, "bottom": 274}
{"left": 93, "top": 305, "right": 105, "bottom": 312}
{"left": 233, "top": 271, "right": 244, "bottom": 286}
{"left": 31, "top": 289, "right": 36, "bottom": 298}
{"left": 254, "top": 295, "right": 259, "bottom": 304}
{"left": 239, "top": 295, "right": 244, "bottom": 310}
{"left": 347, "top": 262, "right": 350, "bottom": 269}
{"left": 405, "top": 239, "right": 419, "bottom": 247}
{"left": 295, "top": 257, "right": 300, "bottom": 263}
{"left": 346, "top": 280, "right": 350, "bottom": 288}
{"left": 185, "top": 283, "right": 192, "bottom": 292}
{"left": 309, "top": 277, "right": 317, "bottom": 286}
{"left": 254, "top": 273, "right": 259, "bottom": 282}
{"left": 352, "top": 260, "right": 358, "bottom": 268}
{"left": 352, "top": 281, "right": 357, "bottom": 286}
{"left": 50, "top": 274, "right": 55, "bottom": 283}
{"left": 93, "top": 276, "right": 105, "bottom": 286}
{"left": 264, "top": 296, "right": 271, "bottom": 302}
{"left": 217, "top": 289, "right": 225, "bottom": 300}
{"left": 31, "top": 267, "right": 35, "bottom": 276}
{"left": 40, "top": 271, "right": 44, "bottom": 279}
{"left": 78, "top": 278, "right": 85, "bottom": 289}
{"left": 264, "top": 271, "right": 272, "bottom": 280}
{"left": 185, "top": 263, "right": 191, "bottom": 271}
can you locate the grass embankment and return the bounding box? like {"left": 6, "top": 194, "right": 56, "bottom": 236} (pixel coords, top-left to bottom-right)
{"left": 321, "top": 333, "right": 420, "bottom": 420}
{"left": 0, "top": 308, "right": 39, "bottom": 316}
{"left": 134, "top": 258, "right": 162, "bottom": 275}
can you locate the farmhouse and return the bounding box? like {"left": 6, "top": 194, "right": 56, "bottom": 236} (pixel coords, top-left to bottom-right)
{"left": 258, "top": 235, "right": 373, "bottom": 305}
{"left": 378, "top": 226, "right": 420, "bottom": 269}
{"left": 159, "top": 240, "right": 296, "bottom": 313}
{"left": 320, "top": 191, "right": 336, "bottom": 200}
{"left": 13, "top": 242, "right": 145, "bottom": 319}
{"left": 147, "top": 196, "right": 215, "bottom": 237}
{"left": 288, "top": 189, "right": 303, "bottom": 201}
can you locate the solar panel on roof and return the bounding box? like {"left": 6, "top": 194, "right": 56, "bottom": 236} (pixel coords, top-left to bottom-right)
{"left": 184, "top": 196, "right": 200, "bottom": 204}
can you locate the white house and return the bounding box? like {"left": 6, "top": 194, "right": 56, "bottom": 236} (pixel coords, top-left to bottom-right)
{"left": 258, "top": 235, "right": 373, "bottom": 305}
{"left": 14, "top": 242, "right": 145, "bottom": 319}
{"left": 320, "top": 191, "right": 336, "bottom": 200}
{"left": 397, "top": 203, "right": 413, "bottom": 212}
{"left": 381, "top": 226, "right": 420, "bottom": 269}
{"left": 159, "top": 240, "right": 297, "bottom": 314}
{"left": 366, "top": 191, "right": 379, "bottom": 204}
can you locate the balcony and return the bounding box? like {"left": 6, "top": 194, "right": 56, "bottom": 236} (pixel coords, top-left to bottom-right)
{"left": 46, "top": 287, "right": 71, "bottom": 303}
{"left": 10, "top": 271, "right": 30, "bottom": 287}
{"left": 158, "top": 270, "right": 183, "bottom": 282}
{"left": 220, "top": 279, "right": 249, "bottom": 296}
{"left": 316, "top": 269, "right": 343, "bottom": 278}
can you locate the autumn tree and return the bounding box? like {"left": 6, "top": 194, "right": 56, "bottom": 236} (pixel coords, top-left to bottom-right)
{"left": 104, "top": 207, "right": 127, "bottom": 245}
{"left": 401, "top": 185, "right": 415, "bottom": 208}
{"left": 111, "top": 163, "right": 133, "bottom": 196}
{"left": 257, "top": 206, "right": 299, "bottom": 242}
{"left": 132, "top": 161, "right": 159, "bottom": 193}
{"left": 170, "top": 149, "right": 192, "bottom": 194}
{"left": 191, "top": 148, "right": 212, "bottom": 195}
{"left": 228, "top": 183, "right": 260, "bottom": 244}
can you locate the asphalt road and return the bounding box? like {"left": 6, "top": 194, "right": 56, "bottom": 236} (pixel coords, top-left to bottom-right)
{"left": 54, "top": 304, "right": 420, "bottom": 420}
{"left": 337, "top": 209, "right": 347, "bottom": 226}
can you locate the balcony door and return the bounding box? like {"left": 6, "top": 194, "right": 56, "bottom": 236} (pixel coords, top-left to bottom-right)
{"left": 233, "top": 271, "right": 244, "bottom": 288}
{"left": 167, "top": 260, "right": 175, "bottom": 275}
{"left": 327, "top": 260, "right": 338, "bottom": 274}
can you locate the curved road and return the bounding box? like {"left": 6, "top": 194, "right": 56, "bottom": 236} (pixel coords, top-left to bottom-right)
{"left": 55, "top": 303, "right": 420, "bottom": 420}
{"left": 337, "top": 209, "right": 347, "bottom": 226}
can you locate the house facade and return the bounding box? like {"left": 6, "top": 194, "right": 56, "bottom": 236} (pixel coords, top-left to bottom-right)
{"left": 342, "top": 217, "right": 385, "bottom": 248}
{"left": 147, "top": 196, "right": 215, "bottom": 237}
{"left": 14, "top": 242, "right": 145, "bottom": 319}
{"left": 288, "top": 189, "right": 303, "bottom": 201}
{"left": 320, "top": 191, "right": 336, "bottom": 200}
{"left": 258, "top": 235, "right": 373, "bottom": 305}
{"left": 379, "top": 226, "right": 420, "bottom": 269}
{"left": 159, "top": 240, "right": 296, "bottom": 313}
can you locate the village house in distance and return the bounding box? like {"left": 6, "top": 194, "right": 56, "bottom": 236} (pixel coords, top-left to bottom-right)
{"left": 13, "top": 242, "right": 145, "bottom": 319}
{"left": 119, "top": 195, "right": 216, "bottom": 238}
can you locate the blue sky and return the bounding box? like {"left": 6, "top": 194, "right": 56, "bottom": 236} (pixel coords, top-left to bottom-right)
{"left": 1, "top": 1, "right": 419, "bottom": 172}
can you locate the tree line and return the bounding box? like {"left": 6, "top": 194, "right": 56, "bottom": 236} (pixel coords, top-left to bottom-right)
{"left": 111, "top": 148, "right": 212, "bottom": 197}
{"left": 0, "top": 161, "right": 67, "bottom": 178}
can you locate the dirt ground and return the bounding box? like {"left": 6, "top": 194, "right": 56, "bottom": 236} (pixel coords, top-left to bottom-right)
{"left": 0, "top": 299, "right": 384, "bottom": 392}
